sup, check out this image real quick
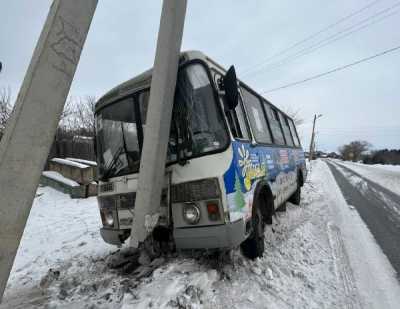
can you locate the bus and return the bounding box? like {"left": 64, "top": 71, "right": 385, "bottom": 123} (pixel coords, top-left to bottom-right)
{"left": 95, "top": 51, "right": 307, "bottom": 259}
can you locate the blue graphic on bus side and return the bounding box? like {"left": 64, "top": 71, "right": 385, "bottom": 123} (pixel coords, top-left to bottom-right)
{"left": 223, "top": 140, "right": 305, "bottom": 222}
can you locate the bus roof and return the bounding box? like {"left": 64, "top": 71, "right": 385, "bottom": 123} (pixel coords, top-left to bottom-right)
{"left": 95, "top": 51, "right": 209, "bottom": 112}
{"left": 94, "top": 51, "right": 295, "bottom": 125}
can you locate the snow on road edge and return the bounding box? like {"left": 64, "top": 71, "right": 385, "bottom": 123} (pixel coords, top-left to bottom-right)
{"left": 312, "top": 160, "right": 400, "bottom": 309}
{"left": 333, "top": 160, "right": 400, "bottom": 196}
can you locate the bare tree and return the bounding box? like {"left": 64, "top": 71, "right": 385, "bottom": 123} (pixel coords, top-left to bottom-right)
{"left": 339, "top": 140, "right": 371, "bottom": 161}
{"left": 74, "top": 95, "right": 96, "bottom": 136}
{"left": 52, "top": 95, "right": 97, "bottom": 159}
{"left": 0, "top": 87, "right": 12, "bottom": 140}
{"left": 57, "top": 95, "right": 96, "bottom": 137}
{"left": 280, "top": 105, "right": 304, "bottom": 126}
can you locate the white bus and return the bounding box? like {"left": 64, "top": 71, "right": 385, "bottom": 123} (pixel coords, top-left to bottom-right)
{"left": 95, "top": 51, "right": 307, "bottom": 259}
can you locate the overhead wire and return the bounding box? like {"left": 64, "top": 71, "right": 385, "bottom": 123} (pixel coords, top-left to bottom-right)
{"left": 240, "top": 0, "right": 383, "bottom": 76}
{"left": 245, "top": 2, "right": 400, "bottom": 78}
{"left": 260, "top": 43, "right": 400, "bottom": 94}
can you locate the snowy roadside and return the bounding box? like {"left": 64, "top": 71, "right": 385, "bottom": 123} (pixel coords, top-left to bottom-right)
{"left": 332, "top": 159, "right": 400, "bottom": 196}
{"left": 328, "top": 160, "right": 400, "bottom": 219}
{"left": 1, "top": 186, "right": 114, "bottom": 307}
{"left": 313, "top": 160, "right": 400, "bottom": 308}
{"left": 1, "top": 161, "right": 400, "bottom": 308}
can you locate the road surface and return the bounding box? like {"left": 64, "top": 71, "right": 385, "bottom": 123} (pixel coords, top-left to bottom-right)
{"left": 326, "top": 159, "right": 400, "bottom": 279}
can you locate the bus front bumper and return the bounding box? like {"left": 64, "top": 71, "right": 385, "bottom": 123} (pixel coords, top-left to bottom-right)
{"left": 173, "top": 219, "right": 246, "bottom": 250}
{"left": 100, "top": 228, "right": 130, "bottom": 246}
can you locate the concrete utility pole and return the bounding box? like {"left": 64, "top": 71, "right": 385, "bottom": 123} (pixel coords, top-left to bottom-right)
{"left": 0, "top": 0, "right": 97, "bottom": 302}
{"left": 309, "top": 114, "right": 322, "bottom": 161}
{"left": 130, "top": 0, "right": 187, "bottom": 247}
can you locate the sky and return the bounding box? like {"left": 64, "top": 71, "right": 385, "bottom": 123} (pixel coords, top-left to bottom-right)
{"left": 1, "top": 0, "right": 400, "bottom": 152}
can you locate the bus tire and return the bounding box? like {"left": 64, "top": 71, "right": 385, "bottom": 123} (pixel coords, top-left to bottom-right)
{"left": 289, "top": 184, "right": 301, "bottom": 205}
{"left": 276, "top": 202, "right": 287, "bottom": 212}
{"left": 240, "top": 206, "right": 265, "bottom": 260}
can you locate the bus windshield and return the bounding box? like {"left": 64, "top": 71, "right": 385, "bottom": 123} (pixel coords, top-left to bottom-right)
{"left": 96, "top": 63, "right": 229, "bottom": 180}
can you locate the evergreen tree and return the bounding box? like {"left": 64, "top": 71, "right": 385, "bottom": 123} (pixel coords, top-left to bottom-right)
{"left": 234, "top": 171, "right": 246, "bottom": 211}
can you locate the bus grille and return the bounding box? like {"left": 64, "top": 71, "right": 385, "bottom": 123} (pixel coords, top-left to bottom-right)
{"left": 100, "top": 182, "right": 114, "bottom": 193}
{"left": 118, "top": 192, "right": 136, "bottom": 209}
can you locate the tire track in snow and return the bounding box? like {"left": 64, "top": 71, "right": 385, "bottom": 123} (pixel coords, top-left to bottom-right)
{"left": 326, "top": 160, "right": 400, "bottom": 278}
{"left": 327, "top": 222, "right": 361, "bottom": 309}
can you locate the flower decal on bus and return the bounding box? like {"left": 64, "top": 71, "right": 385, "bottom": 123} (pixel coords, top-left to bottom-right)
{"left": 238, "top": 144, "right": 267, "bottom": 191}
{"left": 224, "top": 140, "right": 305, "bottom": 223}
{"left": 238, "top": 144, "right": 251, "bottom": 177}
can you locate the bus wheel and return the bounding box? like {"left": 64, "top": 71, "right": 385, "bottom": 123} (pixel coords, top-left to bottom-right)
{"left": 241, "top": 206, "right": 265, "bottom": 260}
{"left": 276, "top": 202, "right": 287, "bottom": 212}
{"left": 289, "top": 183, "right": 301, "bottom": 205}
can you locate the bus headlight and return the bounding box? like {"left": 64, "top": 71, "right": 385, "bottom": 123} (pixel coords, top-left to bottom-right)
{"left": 183, "top": 203, "right": 201, "bottom": 225}
{"left": 104, "top": 212, "right": 114, "bottom": 226}
{"left": 100, "top": 208, "right": 115, "bottom": 227}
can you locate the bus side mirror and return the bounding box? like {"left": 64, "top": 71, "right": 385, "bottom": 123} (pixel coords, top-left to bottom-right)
{"left": 223, "top": 65, "right": 239, "bottom": 110}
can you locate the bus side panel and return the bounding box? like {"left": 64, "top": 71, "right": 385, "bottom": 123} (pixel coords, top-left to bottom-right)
{"left": 223, "top": 141, "right": 305, "bottom": 222}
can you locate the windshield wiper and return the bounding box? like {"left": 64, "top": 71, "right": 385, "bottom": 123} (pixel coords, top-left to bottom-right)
{"left": 102, "top": 122, "right": 131, "bottom": 181}
{"left": 102, "top": 145, "right": 125, "bottom": 181}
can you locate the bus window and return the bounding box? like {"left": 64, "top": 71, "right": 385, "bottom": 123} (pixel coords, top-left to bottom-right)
{"left": 224, "top": 97, "right": 250, "bottom": 140}
{"left": 263, "top": 102, "right": 285, "bottom": 145}
{"left": 138, "top": 90, "right": 149, "bottom": 123}
{"left": 241, "top": 87, "right": 272, "bottom": 144}
{"left": 279, "top": 112, "right": 294, "bottom": 147}
{"left": 288, "top": 118, "right": 301, "bottom": 147}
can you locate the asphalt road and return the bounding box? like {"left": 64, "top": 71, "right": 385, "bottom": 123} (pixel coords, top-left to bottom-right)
{"left": 326, "top": 160, "right": 400, "bottom": 279}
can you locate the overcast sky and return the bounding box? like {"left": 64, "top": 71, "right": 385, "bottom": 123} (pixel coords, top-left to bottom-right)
{"left": 1, "top": 0, "right": 400, "bottom": 152}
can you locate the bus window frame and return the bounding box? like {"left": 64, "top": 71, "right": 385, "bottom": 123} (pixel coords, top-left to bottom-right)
{"left": 283, "top": 114, "right": 296, "bottom": 147}
{"left": 288, "top": 117, "right": 302, "bottom": 147}
{"left": 203, "top": 61, "right": 303, "bottom": 151}
{"left": 235, "top": 91, "right": 252, "bottom": 143}
{"left": 210, "top": 68, "right": 252, "bottom": 143}
{"left": 278, "top": 110, "right": 295, "bottom": 147}
{"left": 95, "top": 59, "right": 232, "bottom": 169}
{"left": 237, "top": 83, "right": 302, "bottom": 150}
{"left": 239, "top": 84, "right": 274, "bottom": 146}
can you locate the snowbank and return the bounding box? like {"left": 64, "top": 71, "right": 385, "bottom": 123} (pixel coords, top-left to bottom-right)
{"left": 51, "top": 158, "right": 89, "bottom": 169}
{"left": 313, "top": 160, "right": 400, "bottom": 308}
{"left": 66, "top": 157, "right": 97, "bottom": 167}
{"left": 42, "top": 171, "right": 80, "bottom": 187}
{"left": 334, "top": 160, "right": 400, "bottom": 196}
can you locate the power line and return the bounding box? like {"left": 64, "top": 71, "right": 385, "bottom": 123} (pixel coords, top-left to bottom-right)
{"left": 260, "top": 43, "right": 400, "bottom": 94}
{"left": 240, "top": 0, "right": 382, "bottom": 76}
{"left": 319, "top": 125, "right": 400, "bottom": 131}
{"left": 247, "top": 3, "right": 400, "bottom": 78}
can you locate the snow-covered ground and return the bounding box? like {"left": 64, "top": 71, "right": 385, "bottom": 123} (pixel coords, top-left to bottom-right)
{"left": 333, "top": 160, "right": 400, "bottom": 196}
{"left": 1, "top": 160, "right": 400, "bottom": 308}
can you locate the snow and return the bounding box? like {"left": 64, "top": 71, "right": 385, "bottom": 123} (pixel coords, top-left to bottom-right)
{"left": 66, "top": 157, "right": 97, "bottom": 167}
{"left": 312, "top": 160, "right": 400, "bottom": 308}
{"left": 333, "top": 160, "right": 400, "bottom": 196}
{"left": 51, "top": 158, "right": 90, "bottom": 169}
{"left": 329, "top": 161, "right": 400, "bottom": 220}
{"left": 42, "top": 171, "right": 80, "bottom": 187}
{"left": 1, "top": 186, "right": 114, "bottom": 307}
{"left": 2, "top": 161, "right": 400, "bottom": 308}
